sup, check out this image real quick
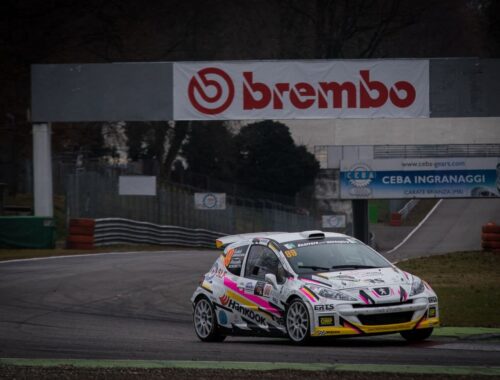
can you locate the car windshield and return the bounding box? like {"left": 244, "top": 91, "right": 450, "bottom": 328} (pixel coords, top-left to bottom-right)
{"left": 282, "top": 238, "right": 391, "bottom": 274}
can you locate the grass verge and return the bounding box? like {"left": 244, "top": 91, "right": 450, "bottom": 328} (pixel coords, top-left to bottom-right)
{"left": 398, "top": 251, "right": 500, "bottom": 328}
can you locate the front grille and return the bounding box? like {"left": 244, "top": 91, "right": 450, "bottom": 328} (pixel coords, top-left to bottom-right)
{"left": 358, "top": 311, "right": 414, "bottom": 325}
{"left": 352, "top": 300, "right": 413, "bottom": 309}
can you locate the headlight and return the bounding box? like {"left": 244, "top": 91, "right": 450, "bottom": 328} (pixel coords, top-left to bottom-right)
{"left": 307, "top": 284, "right": 357, "bottom": 301}
{"left": 410, "top": 276, "right": 425, "bottom": 296}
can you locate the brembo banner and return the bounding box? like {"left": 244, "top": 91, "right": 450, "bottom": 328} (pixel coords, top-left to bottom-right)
{"left": 173, "top": 60, "right": 429, "bottom": 120}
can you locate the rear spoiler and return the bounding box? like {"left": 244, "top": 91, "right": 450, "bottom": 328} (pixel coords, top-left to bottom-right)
{"left": 215, "top": 232, "right": 283, "bottom": 249}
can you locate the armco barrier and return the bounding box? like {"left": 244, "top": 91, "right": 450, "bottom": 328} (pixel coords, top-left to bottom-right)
{"left": 93, "top": 218, "right": 225, "bottom": 248}
{"left": 481, "top": 222, "right": 500, "bottom": 253}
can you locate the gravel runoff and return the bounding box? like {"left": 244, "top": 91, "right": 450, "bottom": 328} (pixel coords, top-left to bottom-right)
{"left": 0, "top": 367, "right": 499, "bottom": 380}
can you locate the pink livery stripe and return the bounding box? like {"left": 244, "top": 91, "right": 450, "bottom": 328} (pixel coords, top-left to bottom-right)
{"left": 223, "top": 277, "right": 282, "bottom": 316}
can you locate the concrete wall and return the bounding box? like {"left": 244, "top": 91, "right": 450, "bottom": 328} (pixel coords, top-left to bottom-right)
{"left": 287, "top": 117, "right": 500, "bottom": 151}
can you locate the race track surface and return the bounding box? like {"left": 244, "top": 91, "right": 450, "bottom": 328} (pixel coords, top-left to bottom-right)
{"left": 386, "top": 198, "right": 500, "bottom": 262}
{"left": 1, "top": 250, "right": 499, "bottom": 367}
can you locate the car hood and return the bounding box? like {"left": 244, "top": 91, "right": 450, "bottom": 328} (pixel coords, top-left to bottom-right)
{"left": 301, "top": 266, "right": 411, "bottom": 290}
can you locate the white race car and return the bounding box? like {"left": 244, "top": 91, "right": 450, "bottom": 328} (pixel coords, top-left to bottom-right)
{"left": 191, "top": 231, "right": 439, "bottom": 344}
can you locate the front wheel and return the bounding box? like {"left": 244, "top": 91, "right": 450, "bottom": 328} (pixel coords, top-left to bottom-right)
{"left": 193, "top": 297, "right": 225, "bottom": 342}
{"left": 400, "top": 328, "right": 433, "bottom": 342}
{"left": 286, "top": 299, "right": 311, "bottom": 344}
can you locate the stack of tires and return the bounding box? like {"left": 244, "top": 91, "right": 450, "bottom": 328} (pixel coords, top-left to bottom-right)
{"left": 481, "top": 222, "right": 500, "bottom": 253}
{"left": 66, "top": 218, "right": 95, "bottom": 250}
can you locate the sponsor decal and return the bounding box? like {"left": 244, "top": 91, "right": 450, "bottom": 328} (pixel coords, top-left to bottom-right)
{"left": 268, "top": 241, "right": 279, "bottom": 252}
{"left": 300, "top": 286, "right": 319, "bottom": 302}
{"left": 219, "top": 294, "right": 230, "bottom": 306}
{"left": 216, "top": 268, "right": 225, "bottom": 278}
{"left": 366, "top": 278, "right": 385, "bottom": 284}
{"left": 245, "top": 282, "right": 255, "bottom": 293}
{"left": 224, "top": 249, "right": 235, "bottom": 267}
{"left": 226, "top": 298, "right": 266, "bottom": 325}
{"left": 284, "top": 243, "right": 296, "bottom": 249}
{"left": 319, "top": 316, "right": 335, "bottom": 326}
{"left": 428, "top": 306, "right": 437, "bottom": 318}
{"left": 332, "top": 275, "right": 359, "bottom": 282}
{"left": 314, "top": 304, "right": 335, "bottom": 312}
{"left": 263, "top": 284, "right": 272, "bottom": 297}
{"left": 254, "top": 281, "right": 266, "bottom": 296}
{"left": 206, "top": 262, "right": 219, "bottom": 281}
{"left": 218, "top": 310, "right": 228, "bottom": 325}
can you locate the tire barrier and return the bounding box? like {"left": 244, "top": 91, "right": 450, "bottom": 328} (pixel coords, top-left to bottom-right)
{"left": 66, "top": 218, "right": 95, "bottom": 250}
{"left": 390, "top": 212, "right": 403, "bottom": 226}
{"left": 390, "top": 200, "right": 419, "bottom": 226}
{"left": 93, "top": 218, "right": 225, "bottom": 249}
{"left": 481, "top": 223, "right": 500, "bottom": 253}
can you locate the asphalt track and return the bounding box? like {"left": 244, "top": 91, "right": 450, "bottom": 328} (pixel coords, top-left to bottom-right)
{"left": 1, "top": 250, "right": 499, "bottom": 367}
{"left": 386, "top": 198, "right": 500, "bottom": 262}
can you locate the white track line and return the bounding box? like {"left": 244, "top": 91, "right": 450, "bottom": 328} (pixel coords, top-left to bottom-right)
{"left": 384, "top": 199, "right": 443, "bottom": 255}
{"left": 0, "top": 249, "right": 211, "bottom": 265}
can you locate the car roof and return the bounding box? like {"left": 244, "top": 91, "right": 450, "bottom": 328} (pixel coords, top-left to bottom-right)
{"left": 217, "top": 230, "right": 351, "bottom": 248}
{"left": 270, "top": 231, "right": 350, "bottom": 244}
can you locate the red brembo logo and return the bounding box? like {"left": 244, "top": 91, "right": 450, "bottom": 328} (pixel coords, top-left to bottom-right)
{"left": 188, "top": 68, "right": 416, "bottom": 115}
{"left": 188, "top": 67, "right": 235, "bottom": 114}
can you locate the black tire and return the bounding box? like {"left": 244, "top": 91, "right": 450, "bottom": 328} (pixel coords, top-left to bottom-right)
{"left": 193, "top": 297, "right": 226, "bottom": 342}
{"left": 285, "top": 299, "right": 311, "bottom": 344}
{"left": 400, "top": 328, "right": 433, "bottom": 342}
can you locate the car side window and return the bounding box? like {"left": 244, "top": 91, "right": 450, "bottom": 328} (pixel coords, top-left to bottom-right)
{"left": 226, "top": 245, "right": 248, "bottom": 276}
{"left": 244, "top": 245, "right": 286, "bottom": 284}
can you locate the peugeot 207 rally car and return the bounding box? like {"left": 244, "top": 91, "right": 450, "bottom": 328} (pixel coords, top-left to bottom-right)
{"left": 191, "top": 231, "right": 439, "bottom": 344}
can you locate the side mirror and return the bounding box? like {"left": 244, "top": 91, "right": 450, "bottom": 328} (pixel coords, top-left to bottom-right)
{"left": 265, "top": 273, "right": 278, "bottom": 289}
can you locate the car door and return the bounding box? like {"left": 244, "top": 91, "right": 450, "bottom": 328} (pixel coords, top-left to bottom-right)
{"left": 241, "top": 244, "right": 286, "bottom": 324}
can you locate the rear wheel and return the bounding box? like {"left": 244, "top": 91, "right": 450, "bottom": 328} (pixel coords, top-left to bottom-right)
{"left": 400, "top": 328, "right": 433, "bottom": 342}
{"left": 193, "top": 297, "right": 225, "bottom": 342}
{"left": 286, "top": 299, "right": 311, "bottom": 344}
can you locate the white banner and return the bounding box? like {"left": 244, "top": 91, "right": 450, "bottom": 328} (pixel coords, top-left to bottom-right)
{"left": 118, "top": 176, "right": 156, "bottom": 196}
{"left": 173, "top": 60, "right": 429, "bottom": 120}
{"left": 194, "top": 193, "right": 226, "bottom": 210}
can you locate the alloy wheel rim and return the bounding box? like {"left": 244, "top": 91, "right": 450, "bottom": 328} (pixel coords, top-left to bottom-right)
{"left": 194, "top": 299, "right": 213, "bottom": 338}
{"left": 287, "top": 302, "right": 309, "bottom": 341}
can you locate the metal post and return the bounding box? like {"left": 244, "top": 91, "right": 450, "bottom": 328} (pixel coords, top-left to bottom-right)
{"left": 352, "top": 199, "right": 369, "bottom": 244}
{"left": 33, "top": 123, "right": 53, "bottom": 217}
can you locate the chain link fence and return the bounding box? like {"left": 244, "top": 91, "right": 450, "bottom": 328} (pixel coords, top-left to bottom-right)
{"left": 66, "top": 167, "right": 318, "bottom": 234}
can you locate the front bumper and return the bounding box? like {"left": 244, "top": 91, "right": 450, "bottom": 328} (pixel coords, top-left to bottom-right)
{"left": 311, "top": 299, "right": 439, "bottom": 337}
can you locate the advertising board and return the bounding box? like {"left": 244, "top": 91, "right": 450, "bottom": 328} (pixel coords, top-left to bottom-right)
{"left": 340, "top": 158, "right": 500, "bottom": 199}
{"left": 194, "top": 193, "right": 227, "bottom": 210}
{"left": 174, "top": 60, "right": 429, "bottom": 120}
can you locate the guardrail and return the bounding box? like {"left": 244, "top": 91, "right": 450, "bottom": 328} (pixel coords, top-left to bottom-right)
{"left": 94, "top": 218, "right": 226, "bottom": 248}
{"left": 67, "top": 217, "right": 226, "bottom": 249}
